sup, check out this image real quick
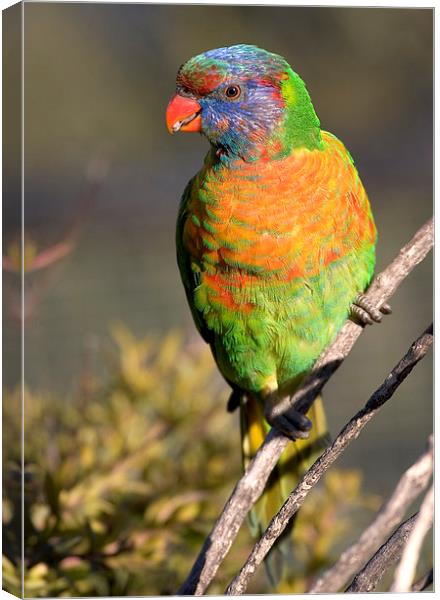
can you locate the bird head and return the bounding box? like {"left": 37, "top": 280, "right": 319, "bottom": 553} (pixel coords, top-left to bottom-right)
{"left": 166, "top": 44, "right": 322, "bottom": 161}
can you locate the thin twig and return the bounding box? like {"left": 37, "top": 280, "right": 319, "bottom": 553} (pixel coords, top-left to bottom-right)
{"left": 226, "top": 326, "right": 433, "bottom": 595}
{"left": 391, "top": 484, "right": 434, "bottom": 592}
{"left": 411, "top": 569, "right": 433, "bottom": 592}
{"left": 177, "top": 217, "right": 433, "bottom": 595}
{"left": 309, "top": 437, "right": 433, "bottom": 592}
{"left": 345, "top": 514, "right": 418, "bottom": 592}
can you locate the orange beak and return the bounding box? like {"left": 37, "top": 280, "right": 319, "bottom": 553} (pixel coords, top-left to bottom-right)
{"left": 166, "top": 94, "right": 202, "bottom": 134}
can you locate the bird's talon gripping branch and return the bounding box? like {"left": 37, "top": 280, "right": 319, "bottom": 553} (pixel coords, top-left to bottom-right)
{"left": 351, "top": 294, "right": 392, "bottom": 325}
{"left": 351, "top": 304, "right": 375, "bottom": 325}
{"left": 227, "top": 389, "right": 241, "bottom": 413}
{"left": 380, "top": 302, "right": 393, "bottom": 314}
{"left": 264, "top": 398, "right": 312, "bottom": 440}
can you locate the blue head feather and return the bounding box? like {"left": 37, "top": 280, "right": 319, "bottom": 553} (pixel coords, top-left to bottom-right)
{"left": 176, "top": 45, "right": 321, "bottom": 160}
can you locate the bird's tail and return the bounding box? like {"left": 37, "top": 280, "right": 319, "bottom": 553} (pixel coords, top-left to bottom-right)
{"left": 240, "top": 392, "right": 329, "bottom": 588}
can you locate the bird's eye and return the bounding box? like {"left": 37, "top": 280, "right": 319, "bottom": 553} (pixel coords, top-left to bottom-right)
{"left": 225, "top": 85, "right": 241, "bottom": 99}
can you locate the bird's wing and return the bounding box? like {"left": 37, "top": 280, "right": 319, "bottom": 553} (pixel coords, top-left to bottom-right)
{"left": 176, "top": 177, "right": 213, "bottom": 345}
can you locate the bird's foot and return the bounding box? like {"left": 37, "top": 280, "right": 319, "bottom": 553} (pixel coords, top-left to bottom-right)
{"left": 264, "top": 394, "right": 312, "bottom": 440}
{"left": 227, "top": 389, "right": 241, "bottom": 413}
{"left": 350, "top": 294, "right": 392, "bottom": 326}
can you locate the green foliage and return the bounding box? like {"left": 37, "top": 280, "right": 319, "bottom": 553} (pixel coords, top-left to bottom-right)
{"left": 3, "top": 326, "right": 380, "bottom": 596}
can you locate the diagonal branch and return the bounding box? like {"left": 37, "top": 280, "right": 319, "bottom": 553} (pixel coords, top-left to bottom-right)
{"left": 411, "top": 569, "right": 433, "bottom": 592}
{"left": 390, "top": 484, "right": 434, "bottom": 592}
{"left": 344, "top": 513, "right": 419, "bottom": 593}
{"left": 226, "top": 325, "right": 433, "bottom": 595}
{"left": 309, "top": 436, "right": 433, "bottom": 592}
{"left": 177, "top": 217, "right": 433, "bottom": 595}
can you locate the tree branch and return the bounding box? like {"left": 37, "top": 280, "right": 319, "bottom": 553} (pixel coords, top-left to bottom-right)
{"left": 226, "top": 325, "right": 433, "bottom": 595}
{"left": 177, "top": 217, "right": 433, "bottom": 595}
{"left": 344, "top": 514, "right": 418, "bottom": 593}
{"left": 309, "top": 436, "right": 433, "bottom": 593}
{"left": 411, "top": 569, "right": 433, "bottom": 592}
{"left": 390, "top": 484, "right": 434, "bottom": 592}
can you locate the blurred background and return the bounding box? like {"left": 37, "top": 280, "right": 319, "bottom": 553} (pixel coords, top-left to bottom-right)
{"left": 3, "top": 4, "right": 433, "bottom": 596}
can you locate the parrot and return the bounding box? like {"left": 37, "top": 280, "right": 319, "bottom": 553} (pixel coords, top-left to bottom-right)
{"left": 166, "top": 44, "right": 390, "bottom": 587}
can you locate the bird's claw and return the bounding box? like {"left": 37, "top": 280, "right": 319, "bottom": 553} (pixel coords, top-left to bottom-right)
{"left": 380, "top": 301, "right": 392, "bottom": 314}
{"left": 227, "top": 389, "right": 241, "bottom": 413}
{"left": 350, "top": 294, "right": 392, "bottom": 326}
{"left": 264, "top": 400, "right": 312, "bottom": 440}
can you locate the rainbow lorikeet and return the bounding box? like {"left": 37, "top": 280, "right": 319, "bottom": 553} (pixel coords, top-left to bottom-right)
{"left": 166, "top": 44, "right": 389, "bottom": 585}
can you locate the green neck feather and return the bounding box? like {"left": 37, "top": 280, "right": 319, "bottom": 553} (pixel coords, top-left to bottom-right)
{"left": 272, "top": 68, "right": 323, "bottom": 155}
